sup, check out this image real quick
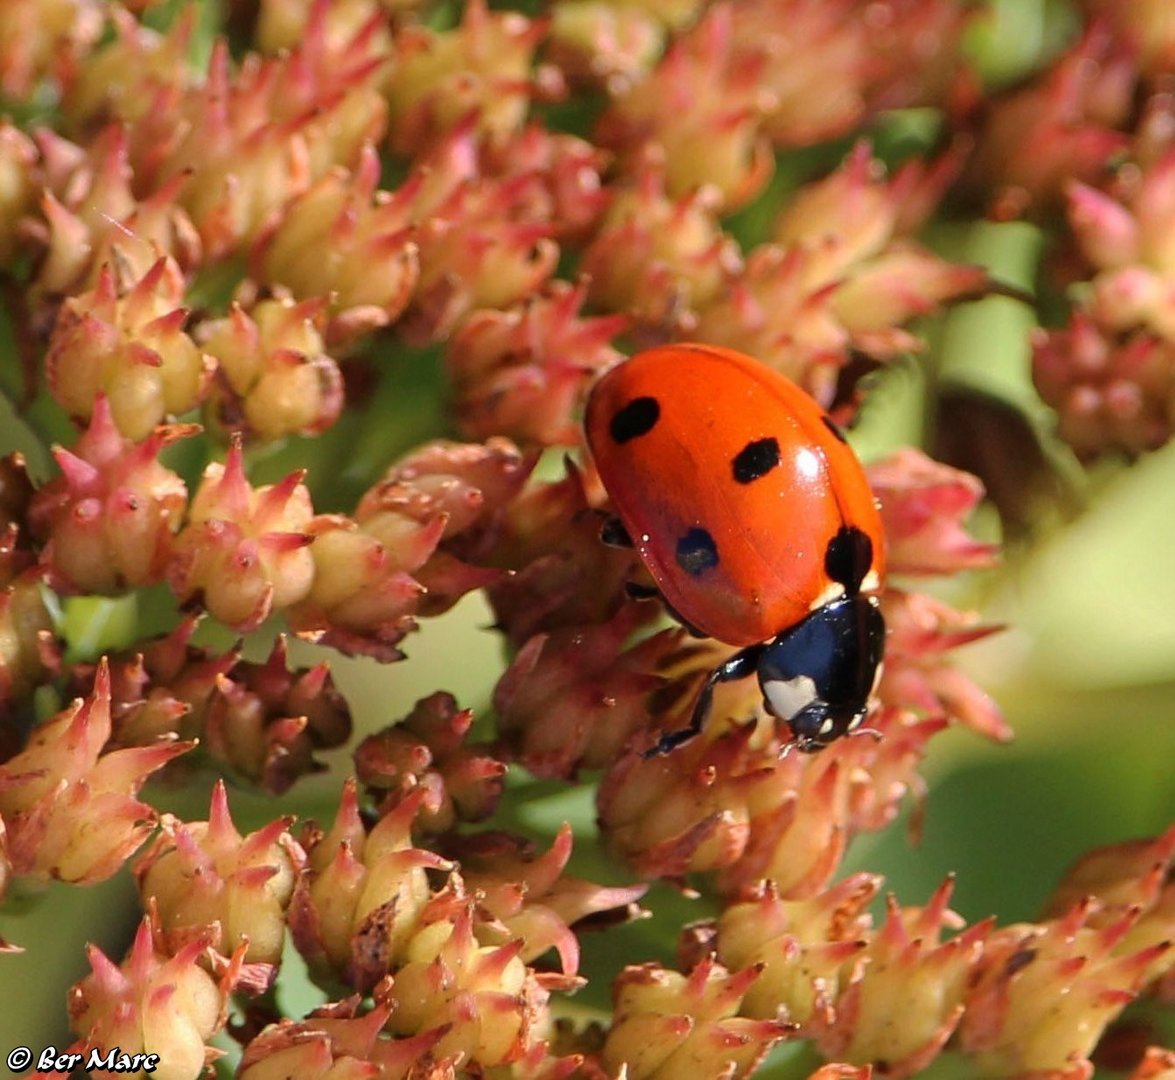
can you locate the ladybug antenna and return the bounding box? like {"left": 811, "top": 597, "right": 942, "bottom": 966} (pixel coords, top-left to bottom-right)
{"left": 849, "top": 726, "right": 883, "bottom": 744}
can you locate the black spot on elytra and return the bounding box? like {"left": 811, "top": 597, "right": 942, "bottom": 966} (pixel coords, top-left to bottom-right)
{"left": 822, "top": 415, "right": 848, "bottom": 444}
{"left": 824, "top": 525, "right": 873, "bottom": 594}
{"left": 610, "top": 397, "right": 660, "bottom": 443}
{"left": 675, "top": 527, "right": 719, "bottom": 577}
{"left": 731, "top": 437, "right": 781, "bottom": 484}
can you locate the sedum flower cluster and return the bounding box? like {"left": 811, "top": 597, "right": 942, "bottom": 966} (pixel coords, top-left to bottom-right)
{"left": 0, "top": 1, "right": 1172, "bottom": 1078}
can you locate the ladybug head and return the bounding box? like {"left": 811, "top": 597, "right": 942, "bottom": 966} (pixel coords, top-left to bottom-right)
{"left": 756, "top": 595, "right": 885, "bottom": 753}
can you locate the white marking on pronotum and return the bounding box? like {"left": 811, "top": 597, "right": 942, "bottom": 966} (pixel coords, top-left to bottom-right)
{"left": 763, "top": 675, "right": 818, "bottom": 721}
{"left": 859, "top": 569, "right": 881, "bottom": 594}
{"left": 806, "top": 569, "right": 880, "bottom": 612}
{"left": 808, "top": 579, "right": 847, "bottom": 611}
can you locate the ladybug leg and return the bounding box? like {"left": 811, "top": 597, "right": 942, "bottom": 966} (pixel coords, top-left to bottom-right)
{"left": 600, "top": 514, "right": 633, "bottom": 548}
{"left": 602, "top": 516, "right": 667, "bottom": 603}
{"left": 643, "top": 646, "right": 762, "bottom": 757}
{"left": 623, "top": 582, "right": 709, "bottom": 637}
{"left": 600, "top": 514, "right": 706, "bottom": 637}
{"left": 662, "top": 598, "right": 709, "bottom": 639}
{"left": 606, "top": 520, "right": 662, "bottom": 602}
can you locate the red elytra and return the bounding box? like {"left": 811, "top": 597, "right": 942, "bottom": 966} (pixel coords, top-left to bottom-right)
{"left": 585, "top": 342, "right": 885, "bottom": 643}
{"left": 585, "top": 343, "right": 887, "bottom": 754}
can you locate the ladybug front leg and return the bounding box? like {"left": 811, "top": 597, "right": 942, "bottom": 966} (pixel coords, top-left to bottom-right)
{"left": 601, "top": 514, "right": 710, "bottom": 634}
{"left": 599, "top": 514, "right": 633, "bottom": 548}
{"left": 643, "top": 646, "right": 763, "bottom": 757}
{"left": 601, "top": 517, "right": 669, "bottom": 601}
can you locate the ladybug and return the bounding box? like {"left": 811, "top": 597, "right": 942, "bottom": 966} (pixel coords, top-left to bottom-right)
{"left": 584, "top": 343, "right": 886, "bottom": 755}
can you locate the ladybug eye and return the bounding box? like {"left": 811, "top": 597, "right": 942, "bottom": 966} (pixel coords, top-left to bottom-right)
{"left": 762, "top": 675, "right": 818, "bottom": 721}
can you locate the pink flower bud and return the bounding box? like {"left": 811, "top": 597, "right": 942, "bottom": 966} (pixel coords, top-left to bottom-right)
{"left": 446, "top": 279, "right": 626, "bottom": 446}
{"left": 169, "top": 442, "right": 317, "bottom": 631}
{"left": 1044, "top": 825, "right": 1175, "bottom": 993}
{"left": 0, "top": 0, "right": 103, "bottom": 100}
{"left": 67, "top": 918, "right": 237, "bottom": 1080}
{"left": 1084, "top": 0, "right": 1175, "bottom": 78}
{"left": 582, "top": 151, "right": 741, "bottom": 331}
{"left": 966, "top": 24, "right": 1134, "bottom": 217}
{"left": 0, "top": 119, "right": 38, "bottom": 262}
{"left": 728, "top": 0, "right": 972, "bottom": 149}
{"left": 358, "top": 437, "right": 533, "bottom": 606}
{"left": 694, "top": 243, "right": 852, "bottom": 406}
{"left": 290, "top": 782, "right": 450, "bottom": 986}
{"left": 256, "top": 0, "right": 392, "bottom": 58}
{"left": 0, "top": 660, "right": 192, "bottom": 885}
{"left": 386, "top": 0, "right": 553, "bottom": 152}
{"left": 61, "top": 6, "right": 194, "bottom": 129}
{"left": 28, "top": 125, "right": 202, "bottom": 302}
{"left": 409, "top": 176, "right": 560, "bottom": 343}
{"left": 287, "top": 516, "right": 426, "bottom": 660}
{"left": 355, "top": 691, "right": 505, "bottom": 830}
{"left": 712, "top": 875, "right": 880, "bottom": 1024}
{"left": 255, "top": 145, "right": 419, "bottom": 346}
{"left": 486, "top": 461, "right": 644, "bottom": 644}
{"left": 237, "top": 998, "right": 453, "bottom": 1080}
{"left": 1128, "top": 1046, "right": 1175, "bottom": 1079}
{"left": 834, "top": 247, "right": 989, "bottom": 342}
{"left": 597, "top": 5, "right": 776, "bottom": 211}
{"left": 30, "top": 396, "right": 196, "bottom": 593}
{"left": 774, "top": 143, "right": 898, "bottom": 272}
{"left": 114, "top": 23, "right": 387, "bottom": 261}
{"left": 200, "top": 297, "right": 344, "bottom": 440}
{"left": 548, "top": 0, "right": 690, "bottom": 88}
{"left": 961, "top": 898, "right": 1171, "bottom": 1077}
{"left": 0, "top": 501, "right": 59, "bottom": 718}
{"left": 136, "top": 781, "right": 305, "bottom": 978}
{"left": 483, "top": 124, "right": 611, "bottom": 240}
{"left": 815, "top": 879, "right": 991, "bottom": 1078}
{"left": 1067, "top": 180, "right": 1142, "bottom": 270}
{"left": 868, "top": 448, "right": 999, "bottom": 576}
{"left": 602, "top": 957, "right": 792, "bottom": 1078}
{"left": 878, "top": 590, "right": 1009, "bottom": 741}
{"left": 495, "top": 608, "right": 680, "bottom": 777}
{"left": 381, "top": 888, "right": 558, "bottom": 1068}
{"left": 1033, "top": 314, "right": 1175, "bottom": 457}
{"left": 450, "top": 824, "right": 647, "bottom": 973}
{"left": 45, "top": 257, "right": 213, "bottom": 440}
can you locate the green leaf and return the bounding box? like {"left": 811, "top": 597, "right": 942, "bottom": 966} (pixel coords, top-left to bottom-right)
{"left": 846, "top": 722, "right": 1175, "bottom": 925}
{"left": 964, "top": 0, "right": 1080, "bottom": 88}
{"left": 985, "top": 437, "right": 1175, "bottom": 688}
